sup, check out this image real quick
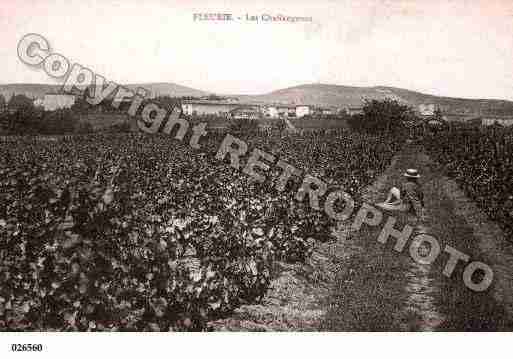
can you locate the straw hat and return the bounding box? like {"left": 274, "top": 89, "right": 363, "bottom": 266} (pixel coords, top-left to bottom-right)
{"left": 403, "top": 168, "right": 420, "bottom": 178}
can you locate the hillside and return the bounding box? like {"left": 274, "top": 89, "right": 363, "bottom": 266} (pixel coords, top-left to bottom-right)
{"left": 237, "top": 84, "right": 406, "bottom": 107}
{"left": 0, "top": 84, "right": 61, "bottom": 101}
{"left": 0, "top": 82, "right": 208, "bottom": 101}
{"left": 239, "top": 84, "right": 513, "bottom": 115}
{"left": 2, "top": 82, "right": 513, "bottom": 116}
{"left": 125, "top": 83, "right": 208, "bottom": 98}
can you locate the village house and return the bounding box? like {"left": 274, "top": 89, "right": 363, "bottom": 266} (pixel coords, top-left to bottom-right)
{"left": 181, "top": 100, "right": 245, "bottom": 116}
{"left": 263, "top": 106, "right": 279, "bottom": 118}
{"left": 33, "top": 98, "right": 44, "bottom": 109}
{"left": 229, "top": 105, "right": 261, "bottom": 120}
{"left": 321, "top": 108, "right": 336, "bottom": 115}
{"left": 276, "top": 105, "right": 296, "bottom": 118}
{"left": 346, "top": 107, "right": 363, "bottom": 115}
{"left": 481, "top": 116, "right": 513, "bottom": 127}
{"left": 295, "top": 105, "right": 311, "bottom": 118}
{"left": 180, "top": 101, "right": 319, "bottom": 119}
{"left": 418, "top": 103, "right": 436, "bottom": 116}
{"left": 262, "top": 105, "right": 312, "bottom": 119}
{"left": 39, "top": 93, "right": 76, "bottom": 111}
{"left": 442, "top": 113, "right": 479, "bottom": 123}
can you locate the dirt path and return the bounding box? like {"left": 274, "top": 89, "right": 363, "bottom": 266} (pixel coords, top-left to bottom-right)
{"left": 207, "top": 236, "right": 349, "bottom": 331}
{"left": 323, "top": 143, "right": 513, "bottom": 331}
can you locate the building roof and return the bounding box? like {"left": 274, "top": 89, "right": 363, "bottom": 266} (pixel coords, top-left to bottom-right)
{"left": 229, "top": 105, "right": 261, "bottom": 112}
{"left": 44, "top": 92, "right": 76, "bottom": 97}
{"left": 182, "top": 100, "right": 244, "bottom": 106}
{"left": 482, "top": 116, "right": 513, "bottom": 120}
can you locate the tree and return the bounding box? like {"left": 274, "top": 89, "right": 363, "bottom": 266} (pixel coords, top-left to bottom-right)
{"left": 154, "top": 96, "right": 181, "bottom": 111}
{"left": 349, "top": 98, "right": 413, "bottom": 134}
{"left": 228, "top": 117, "right": 259, "bottom": 135}
{"left": 8, "top": 94, "right": 35, "bottom": 114}
{"left": 272, "top": 119, "right": 286, "bottom": 133}
{"left": 7, "top": 94, "right": 36, "bottom": 116}
{"left": 70, "top": 96, "right": 92, "bottom": 114}
{"left": 41, "top": 108, "right": 78, "bottom": 134}
{"left": 106, "top": 121, "right": 130, "bottom": 133}
{"left": 434, "top": 107, "right": 443, "bottom": 122}
{"left": 1, "top": 109, "right": 40, "bottom": 134}
{"left": 0, "top": 94, "right": 6, "bottom": 111}
{"left": 74, "top": 121, "right": 94, "bottom": 134}
{"left": 0, "top": 101, "right": 79, "bottom": 135}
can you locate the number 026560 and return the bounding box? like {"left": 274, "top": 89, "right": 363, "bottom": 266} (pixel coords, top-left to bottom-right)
{"left": 11, "top": 344, "right": 43, "bottom": 352}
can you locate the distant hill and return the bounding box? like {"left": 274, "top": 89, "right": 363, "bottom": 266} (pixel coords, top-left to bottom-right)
{"left": 2, "top": 82, "right": 513, "bottom": 116}
{"left": 0, "top": 82, "right": 208, "bottom": 101}
{"left": 0, "top": 84, "right": 62, "bottom": 101}
{"left": 124, "top": 83, "right": 208, "bottom": 98}
{"left": 237, "top": 84, "right": 406, "bottom": 107}
{"left": 238, "top": 84, "right": 513, "bottom": 116}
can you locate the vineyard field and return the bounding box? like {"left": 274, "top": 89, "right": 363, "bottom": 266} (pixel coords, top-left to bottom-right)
{"left": 0, "top": 130, "right": 400, "bottom": 331}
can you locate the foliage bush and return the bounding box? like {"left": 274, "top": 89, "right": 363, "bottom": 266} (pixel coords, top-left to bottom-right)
{"left": 347, "top": 98, "right": 414, "bottom": 135}
{"left": 228, "top": 118, "right": 259, "bottom": 134}
{"left": 0, "top": 108, "right": 81, "bottom": 135}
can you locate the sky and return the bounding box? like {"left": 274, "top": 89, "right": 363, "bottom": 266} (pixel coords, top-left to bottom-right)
{"left": 1, "top": 0, "right": 513, "bottom": 99}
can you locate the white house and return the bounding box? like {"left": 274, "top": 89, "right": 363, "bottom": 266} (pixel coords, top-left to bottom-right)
{"left": 263, "top": 106, "right": 279, "bottom": 118}
{"left": 33, "top": 98, "right": 44, "bottom": 108}
{"left": 41, "top": 94, "right": 76, "bottom": 111}
{"left": 276, "top": 105, "right": 296, "bottom": 118}
{"left": 346, "top": 107, "right": 363, "bottom": 115}
{"left": 229, "top": 106, "right": 261, "bottom": 120}
{"left": 418, "top": 104, "right": 436, "bottom": 116}
{"left": 321, "top": 108, "right": 335, "bottom": 115}
{"left": 296, "top": 105, "right": 311, "bottom": 118}
{"left": 181, "top": 100, "right": 242, "bottom": 116}
{"left": 482, "top": 116, "right": 513, "bottom": 127}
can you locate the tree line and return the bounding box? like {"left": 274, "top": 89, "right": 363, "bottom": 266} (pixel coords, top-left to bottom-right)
{"left": 0, "top": 92, "right": 420, "bottom": 136}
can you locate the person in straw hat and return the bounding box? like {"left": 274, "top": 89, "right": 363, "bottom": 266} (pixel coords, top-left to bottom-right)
{"left": 377, "top": 168, "right": 425, "bottom": 219}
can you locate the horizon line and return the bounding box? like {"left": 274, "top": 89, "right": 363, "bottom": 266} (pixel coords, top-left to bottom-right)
{"left": 0, "top": 81, "right": 512, "bottom": 102}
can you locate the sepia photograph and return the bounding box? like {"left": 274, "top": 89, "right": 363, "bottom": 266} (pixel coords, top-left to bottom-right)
{"left": 0, "top": 0, "right": 512, "bottom": 357}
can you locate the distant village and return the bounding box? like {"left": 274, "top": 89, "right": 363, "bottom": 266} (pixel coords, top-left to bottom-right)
{"left": 3, "top": 92, "right": 513, "bottom": 127}
{"left": 30, "top": 92, "right": 365, "bottom": 119}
